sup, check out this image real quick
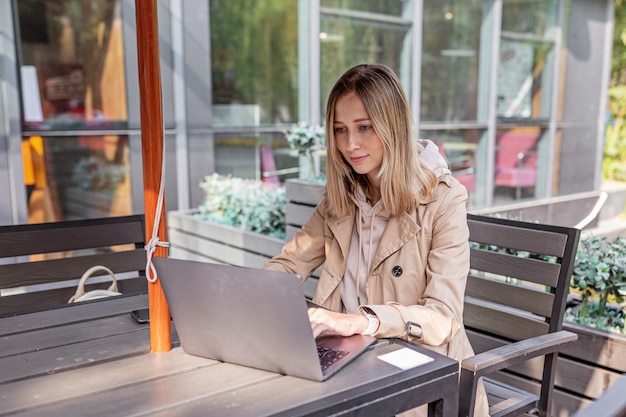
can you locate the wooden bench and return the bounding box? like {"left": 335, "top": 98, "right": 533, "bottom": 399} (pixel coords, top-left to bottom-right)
{"left": 0, "top": 215, "right": 148, "bottom": 317}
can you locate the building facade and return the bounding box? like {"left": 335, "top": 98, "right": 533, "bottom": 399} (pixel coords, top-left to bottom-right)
{"left": 0, "top": 0, "right": 614, "bottom": 225}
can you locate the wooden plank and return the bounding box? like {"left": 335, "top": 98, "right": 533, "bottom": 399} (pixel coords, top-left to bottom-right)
{"left": 0, "top": 329, "right": 152, "bottom": 384}
{"left": 7, "top": 361, "right": 280, "bottom": 417}
{"left": 470, "top": 249, "right": 561, "bottom": 287}
{"left": 0, "top": 278, "right": 147, "bottom": 318}
{"left": 468, "top": 216, "right": 568, "bottom": 257}
{"left": 561, "top": 322, "right": 626, "bottom": 372}
{"left": 465, "top": 275, "right": 555, "bottom": 318}
{"left": 573, "top": 374, "right": 626, "bottom": 417}
{"left": 0, "top": 349, "right": 216, "bottom": 416}
{"left": 286, "top": 225, "right": 301, "bottom": 240}
{"left": 0, "top": 294, "right": 148, "bottom": 336}
{"left": 2, "top": 315, "right": 147, "bottom": 357}
{"left": 285, "top": 179, "right": 324, "bottom": 205}
{"left": 0, "top": 250, "right": 146, "bottom": 288}
{"left": 0, "top": 216, "right": 145, "bottom": 258}
{"left": 168, "top": 229, "right": 274, "bottom": 267}
{"left": 168, "top": 210, "right": 284, "bottom": 255}
{"left": 286, "top": 202, "right": 315, "bottom": 227}
{"left": 464, "top": 299, "right": 549, "bottom": 341}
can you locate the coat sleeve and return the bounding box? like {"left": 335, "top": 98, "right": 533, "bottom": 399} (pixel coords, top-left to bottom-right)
{"left": 366, "top": 178, "right": 470, "bottom": 346}
{"left": 262, "top": 197, "right": 328, "bottom": 282}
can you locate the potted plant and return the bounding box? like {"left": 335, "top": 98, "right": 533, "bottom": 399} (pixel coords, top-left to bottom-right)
{"left": 283, "top": 121, "right": 326, "bottom": 181}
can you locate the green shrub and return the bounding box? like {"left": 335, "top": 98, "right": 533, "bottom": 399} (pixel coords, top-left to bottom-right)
{"left": 196, "top": 174, "right": 287, "bottom": 239}
{"left": 568, "top": 236, "right": 626, "bottom": 333}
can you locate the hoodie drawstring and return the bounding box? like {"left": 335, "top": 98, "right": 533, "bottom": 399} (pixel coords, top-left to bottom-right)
{"left": 356, "top": 202, "right": 379, "bottom": 306}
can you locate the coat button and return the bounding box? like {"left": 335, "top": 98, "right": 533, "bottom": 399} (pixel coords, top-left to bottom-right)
{"left": 392, "top": 265, "right": 403, "bottom": 277}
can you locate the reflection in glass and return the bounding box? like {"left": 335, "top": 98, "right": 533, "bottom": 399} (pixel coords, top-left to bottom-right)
{"left": 17, "top": 0, "right": 128, "bottom": 131}
{"left": 23, "top": 135, "right": 132, "bottom": 223}
{"left": 321, "top": 0, "right": 410, "bottom": 17}
{"left": 210, "top": 0, "right": 298, "bottom": 125}
{"left": 420, "top": 129, "right": 480, "bottom": 202}
{"left": 320, "top": 12, "right": 411, "bottom": 117}
{"left": 493, "top": 128, "right": 541, "bottom": 202}
{"left": 501, "top": 0, "right": 557, "bottom": 37}
{"left": 497, "top": 0, "right": 558, "bottom": 120}
{"left": 421, "top": 0, "right": 483, "bottom": 122}
{"left": 214, "top": 132, "right": 300, "bottom": 183}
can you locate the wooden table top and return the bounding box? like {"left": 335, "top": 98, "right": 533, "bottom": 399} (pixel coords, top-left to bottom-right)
{"left": 0, "top": 294, "right": 459, "bottom": 417}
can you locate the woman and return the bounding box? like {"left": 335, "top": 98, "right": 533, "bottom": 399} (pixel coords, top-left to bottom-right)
{"left": 264, "top": 63, "right": 488, "bottom": 417}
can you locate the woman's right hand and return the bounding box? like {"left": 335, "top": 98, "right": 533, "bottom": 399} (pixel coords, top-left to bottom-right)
{"left": 307, "top": 307, "right": 369, "bottom": 338}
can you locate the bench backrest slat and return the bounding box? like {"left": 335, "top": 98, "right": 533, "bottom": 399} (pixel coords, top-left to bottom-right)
{"left": 0, "top": 249, "right": 146, "bottom": 289}
{"left": 465, "top": 274, "right": 555, "bottom": 317}
{"left": 0, "top": 217, "right": 145, "bottom": 257}
{"left": 467, "top": 216, "right": 569, "bottom": 257}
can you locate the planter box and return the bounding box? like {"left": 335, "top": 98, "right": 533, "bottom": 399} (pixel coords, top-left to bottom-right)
{"left": 473, "top": 190, "right": 606, "bottom": 229}
{"left": 486, "top": 320, "right": 626, "bottom": 416}
{"left": 167, "top": 209, "right": 285, "bottom": 269}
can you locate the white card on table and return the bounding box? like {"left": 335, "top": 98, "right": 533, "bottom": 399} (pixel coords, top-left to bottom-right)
{"left": 377, "top": 347, "right": 434, "bottom": 370}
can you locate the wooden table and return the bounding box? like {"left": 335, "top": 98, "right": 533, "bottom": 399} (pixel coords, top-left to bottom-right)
{"left": 0, "top": 294, "right": 459, "bottom": 417}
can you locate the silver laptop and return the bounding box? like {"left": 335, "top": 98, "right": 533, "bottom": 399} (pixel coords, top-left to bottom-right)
{"left": 154, "top": 257, "right": 377, "bottom": 381}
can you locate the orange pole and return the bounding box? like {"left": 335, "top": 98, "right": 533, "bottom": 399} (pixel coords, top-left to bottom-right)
{"left": 135, "top": 0, "right": 171, "bottom": 352}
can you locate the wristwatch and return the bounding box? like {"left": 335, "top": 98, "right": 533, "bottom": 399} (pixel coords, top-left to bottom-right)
{"left": 359, "top": 307, "right": 380, "bottom": 336}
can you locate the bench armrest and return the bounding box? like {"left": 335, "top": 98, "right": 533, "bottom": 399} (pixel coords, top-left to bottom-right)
{"left": 461, "top": 330, "right": 577, "bottom": 378}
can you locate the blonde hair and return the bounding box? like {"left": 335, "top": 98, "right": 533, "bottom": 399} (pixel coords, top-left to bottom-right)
{"left": 325, "top": 63, "right": 437, "bottom": 217}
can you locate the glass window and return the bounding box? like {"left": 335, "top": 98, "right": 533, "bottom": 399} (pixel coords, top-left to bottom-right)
{"left": 419, "top": 129, "right": 481, "bottom": 206}
{"left": 493, "top": 127, "right": 541, "bottom": 203}
{"left": 321, "top": 0, "right": 411, "bottom": 17}
{"left": 496, "top": 0, "right": 558, "bottom": 120}
{"left": 421, "top": 0, "right": 484, "bottom": 123}
{"left": 210, "top": 0, "right": 298, "bottom": 125}
{"left": 23, "top": 134, "right": 132, "bottom": 222}
{"left": 214, "top": 132, "right": 300, "bottom": 182}
{"left": 17, "top": 0, "right": 128, "bottom": 131}
{"left": 320, "top": 9, "right": 412, "bottom": 116}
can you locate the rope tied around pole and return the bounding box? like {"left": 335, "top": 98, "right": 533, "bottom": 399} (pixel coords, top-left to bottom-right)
{"left": 144, "top": 128, "right": 170, "bottom": 283}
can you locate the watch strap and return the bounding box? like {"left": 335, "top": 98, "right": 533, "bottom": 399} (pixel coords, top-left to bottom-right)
{"left": 359, "top": 307, "right": 380, "bottom": 336}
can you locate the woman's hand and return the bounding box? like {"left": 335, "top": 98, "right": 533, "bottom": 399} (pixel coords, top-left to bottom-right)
{"left": 307, "top": 307, "right": 369, "bottom": 338}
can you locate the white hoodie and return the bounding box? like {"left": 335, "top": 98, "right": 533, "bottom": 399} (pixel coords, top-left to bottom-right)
{"left": 340, "top": 139, "right": 451, "bottom": 313}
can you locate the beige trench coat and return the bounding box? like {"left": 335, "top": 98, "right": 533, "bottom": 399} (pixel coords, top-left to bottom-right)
{"left": 264, "top": 175, "right": 489, "bottom": 417}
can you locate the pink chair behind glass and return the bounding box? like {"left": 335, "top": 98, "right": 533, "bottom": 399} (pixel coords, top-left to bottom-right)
{"left": 494, "top": 133, "right": 538, "bottom": 200}
{"left": 260, "top": 146, "right": 281, "bottom": 186}
{"left": 435, "top": 142, "right": 476, "bottom": 192}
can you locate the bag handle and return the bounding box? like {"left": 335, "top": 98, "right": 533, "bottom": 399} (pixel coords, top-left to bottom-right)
{"left": 68, "top": 265, "right": 119, "bottom": 303}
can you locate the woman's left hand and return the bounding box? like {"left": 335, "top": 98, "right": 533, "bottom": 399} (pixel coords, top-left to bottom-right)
{"left": 307, "top": 307, "right": 369, "bottom": 338}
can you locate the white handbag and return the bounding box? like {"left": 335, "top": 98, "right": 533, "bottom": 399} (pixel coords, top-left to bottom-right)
{"left": 68, "top": 265, "right": 122, "bottom": 303}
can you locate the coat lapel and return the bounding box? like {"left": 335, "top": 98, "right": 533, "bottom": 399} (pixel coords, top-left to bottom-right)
{"left": 371, "top": 209, "right": 420, "bottom": 270}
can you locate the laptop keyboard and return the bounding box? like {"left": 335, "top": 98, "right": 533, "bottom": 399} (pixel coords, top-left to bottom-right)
{"left": 317, "top": 346, "right": 349, "bottom": 371}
